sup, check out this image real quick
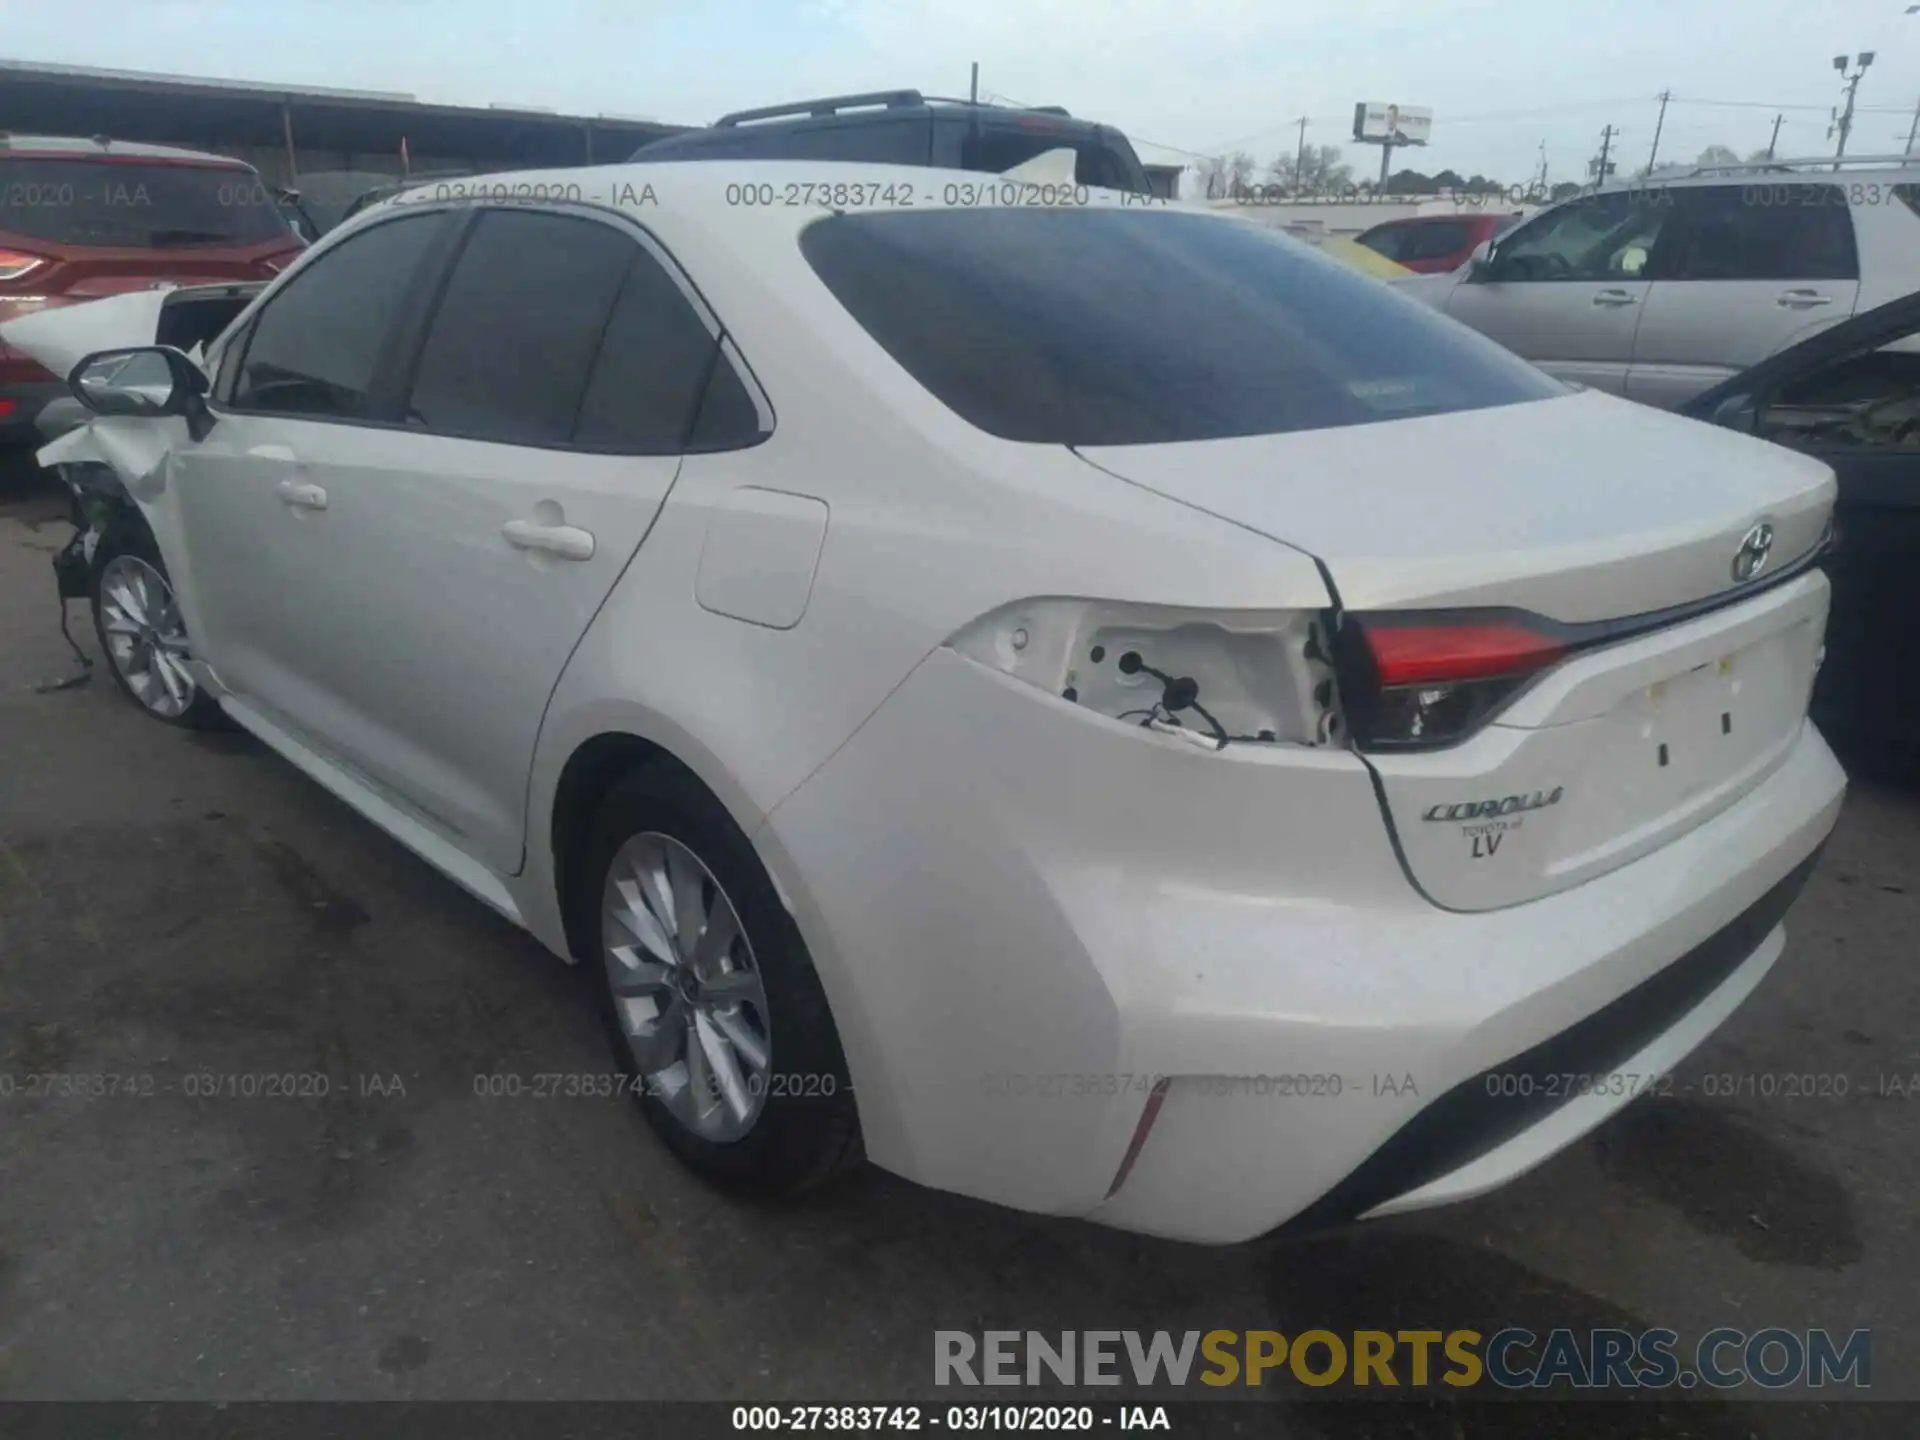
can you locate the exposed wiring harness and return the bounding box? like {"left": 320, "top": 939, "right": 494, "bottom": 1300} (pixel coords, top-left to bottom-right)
{"left": 1115, "top": 651, "right": 1277, "bottom": 751}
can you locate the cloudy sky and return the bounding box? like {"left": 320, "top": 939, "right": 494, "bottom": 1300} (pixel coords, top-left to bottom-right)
{"left": 6, "top": 0, "right": 1920, "bottom": 184}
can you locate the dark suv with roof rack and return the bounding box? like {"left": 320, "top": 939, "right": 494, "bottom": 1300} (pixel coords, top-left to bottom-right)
{"left": 0, "top": 133, "right": 306, "bottom": 441}
{"left": 628, "top": 89, "right": 1151, "bottom": 194}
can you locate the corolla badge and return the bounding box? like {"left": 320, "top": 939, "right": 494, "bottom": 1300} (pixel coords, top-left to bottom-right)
{"left": 1732, "top": 522, "right": 1775, "bottom": 583}
{"left": 1422, "top": 787, "right": 1564, "bottom": 823}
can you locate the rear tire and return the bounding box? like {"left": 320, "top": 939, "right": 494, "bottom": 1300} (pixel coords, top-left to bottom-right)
{"left": 89, "top": 517, "right": 227, "bottom": 730}
{"left": 578, "top": 763, "right": 863, "bottom": 1195}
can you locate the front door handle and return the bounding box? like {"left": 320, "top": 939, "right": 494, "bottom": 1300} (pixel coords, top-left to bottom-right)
{"left": 1592, "top": 289, "right": 1639, "bottom": 307}
{"left": 276, "top": 480, "right": 328, "bottom": 511}
{"left": 1776, "top": 289, "right": 1833, "bottom": 309}
{"left": 502, "top": 519, "right": 595, "bottom": 561}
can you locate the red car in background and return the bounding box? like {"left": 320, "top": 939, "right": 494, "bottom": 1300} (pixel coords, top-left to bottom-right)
{"left": 0, "top": 134, "right": 305, "bottom": 442}
{"left": 1354, "top": 211, "right": 1526, "bottom": 274}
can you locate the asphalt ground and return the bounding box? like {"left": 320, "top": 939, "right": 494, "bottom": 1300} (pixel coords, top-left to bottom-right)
{"left": 1, "top": 448, "right": 1916, "bottom": 1437}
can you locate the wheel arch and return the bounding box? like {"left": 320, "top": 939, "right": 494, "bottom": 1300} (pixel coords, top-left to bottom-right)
{"left": 539, "top": 712, "right": 771, "bottom": 964}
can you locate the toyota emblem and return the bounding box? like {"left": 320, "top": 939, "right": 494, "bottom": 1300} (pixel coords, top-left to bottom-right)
{"left": 1732, "top": 522, "right": 1774, "bottom": 583}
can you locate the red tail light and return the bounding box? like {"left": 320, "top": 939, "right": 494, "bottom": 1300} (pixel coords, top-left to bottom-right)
{"left": 1364, "top": 621, "right": 1566, "bottom": 686}
{"left": 1337, "top": 612, "right": 1569, "bottom": 751}
{"left": 0, "top": 248, "right": 48, "bottom": 283}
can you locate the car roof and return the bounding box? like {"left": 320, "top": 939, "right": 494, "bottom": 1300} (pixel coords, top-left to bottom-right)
{"left": 0, "top": 132, "right": 256, "bottom": 166}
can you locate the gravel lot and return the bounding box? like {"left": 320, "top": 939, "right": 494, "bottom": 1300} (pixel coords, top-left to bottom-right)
{"left": 1, "top": 451, "right": 1915, "bottom": 1437}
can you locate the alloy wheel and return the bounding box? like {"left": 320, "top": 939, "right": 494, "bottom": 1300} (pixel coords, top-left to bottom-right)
{"left": 98, "top": 555, "right": 197, "bottom": 719}
{"left": 602, "top": 831, "right": 773, "bottom": 1143}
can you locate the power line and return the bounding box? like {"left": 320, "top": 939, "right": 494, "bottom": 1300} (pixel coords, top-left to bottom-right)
{"left": 1146, "top": 89, "right": 1920, "bottom": 168}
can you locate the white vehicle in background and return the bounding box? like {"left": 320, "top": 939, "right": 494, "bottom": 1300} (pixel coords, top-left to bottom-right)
{"left": 5, "top": 161, "right": 1843, "bottom": 1244}
{"left": 1398, "top": 155, "right": 1920, "bottom": 408}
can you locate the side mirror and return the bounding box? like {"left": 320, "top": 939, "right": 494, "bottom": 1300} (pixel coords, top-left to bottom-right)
{"left": 1707, "top": 392, "right": 1759, "bottom": 433}
{"left": 1465, "top": 239, "right": 1495, "bottom": 279}
{"left": 69, "top": 344, "right": 209, "bottom": 417}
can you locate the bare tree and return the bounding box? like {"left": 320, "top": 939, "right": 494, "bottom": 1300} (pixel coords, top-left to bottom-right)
{"left": 1263, "top": 144, "right": 1354, "bottom": 195}
{"left": 1696, "top": 144, "right": 1741, "bottom": 168}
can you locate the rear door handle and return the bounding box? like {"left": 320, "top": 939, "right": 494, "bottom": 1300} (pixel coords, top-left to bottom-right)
{"left": 1776, "top": 289, "right": 1833, "bottom": 309}
{"left": 501, "top": 519, "right": 595, "bottom": 561}
{"left": 1592, "top": 289, "right": 1638, "bottom": 307}
{"left": 275, "top": 480, "right": 328, "bottom": 511}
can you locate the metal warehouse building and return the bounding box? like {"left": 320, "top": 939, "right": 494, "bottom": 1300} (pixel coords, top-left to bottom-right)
{"left": 0, "top": 58, "right": 684, "bottom": 187}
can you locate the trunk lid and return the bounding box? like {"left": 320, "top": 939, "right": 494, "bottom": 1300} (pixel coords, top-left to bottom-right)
{"left": 1077, "top": 390, "right": 1833, "bottom": 623}
{"left": 1077, "top": 389, "right": 1837, "bottom": 910}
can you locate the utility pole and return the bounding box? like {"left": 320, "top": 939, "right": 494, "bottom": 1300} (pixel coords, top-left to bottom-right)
{"left": 969, "top": 62, "right": 979, "bottom": 105}
{"left": 1830, "top": 51, "right": 1876, "bottom": 168}
{"left": 1293, "top": 115, "right": 1310, "bottom": 191}
{"left": 1905, "top": 96, "right": 1919, "bottom": 155}
{"left": 1648, "top": 89, "right": 1672, "bottom": 173}
{"left": 1593, "top": 123, "right": 1617, "bottom": 188}
{"left": 1767, "top": 112, "right": 1784, "bottom": 160}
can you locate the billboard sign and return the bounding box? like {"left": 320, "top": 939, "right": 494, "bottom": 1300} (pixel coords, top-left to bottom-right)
{"left": 1352, "top": 103, "right": 1433, "bottom": 146}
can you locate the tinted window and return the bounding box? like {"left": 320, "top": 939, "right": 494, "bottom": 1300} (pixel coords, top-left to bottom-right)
{"left": 573, "top": 250, "right": 723, "bottom": 451}
{"left": 1355, "top": 223, "right": 1413, "bottom": 261}
{"left": 1492, "top": 191, "right": 1674, "bottom": 281}
{"left": 231, "top": 213, "right": 447, "bottom": 418}
{"left": 1359, "top": 219, "right": 1475, "bottom": 264}
{"left": 956, "top": 129, "right": 1131, "bottom": 189}
{"left": 0, "top": 159, "right": 293, "bottom": 248}
{"left": 1402, "top": 219, "right": 1475, "bottom": 261}
{"left": 673, "top": 120, "right": 927, "bottom": 165}
{"left": 801, "top": 208, "right": 1562, "bottom": 445}
{"left": 687, "top": 344, "right": 764, "bottom": 450}
{"left": 405, "top": 210, "right": 636, "bottom": 446}
{"left": 1668, "top": 185, "right": 1857, "bottom": 282}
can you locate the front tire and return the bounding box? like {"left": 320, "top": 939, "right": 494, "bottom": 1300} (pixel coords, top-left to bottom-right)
{"left": 580, "top": 763, "right": 863, "bottom": 1194}
{"left": 89, "top": 518, "right": 226, "bottom": 729}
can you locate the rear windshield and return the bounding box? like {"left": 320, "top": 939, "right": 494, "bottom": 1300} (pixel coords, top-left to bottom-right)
{"left": 800, "top": 208, "right": 1562, "bottom": 445}
{"left": 0, "top": 159, "right": 293, "bottom": 248}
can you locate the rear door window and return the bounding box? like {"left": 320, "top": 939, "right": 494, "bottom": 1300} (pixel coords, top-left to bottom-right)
{"left": 1666, "top": 184, "right": 1858, "bottom": 282}
{"left": 0, "top": 159, "right": 293, "bottom": 247}
{"left": 403, "top": 209, "right": 636, "bottom": 446}
{"left": 573, "top": 247, "right": 728, "bottom": 452}
{"left": 801, "top": 208, "right": 1562, "bottom": 446}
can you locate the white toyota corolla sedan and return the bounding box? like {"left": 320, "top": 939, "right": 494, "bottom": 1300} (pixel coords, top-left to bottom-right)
{"left": 9, "top": 161, "right": 1844, "bottom": 1244}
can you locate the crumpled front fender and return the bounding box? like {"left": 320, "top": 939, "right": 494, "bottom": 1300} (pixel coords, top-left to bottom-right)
{"left": 36, "top": 417, "right": 185, "bottom": 503}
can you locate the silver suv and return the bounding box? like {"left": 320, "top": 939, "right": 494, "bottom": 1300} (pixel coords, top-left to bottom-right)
{"left": 1398, "top": 155, "right": 1920, "bottom": 408}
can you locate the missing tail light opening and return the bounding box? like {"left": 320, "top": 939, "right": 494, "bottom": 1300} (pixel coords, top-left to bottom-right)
{"left": 947, "top": 599, "right": 1345, "bottom": 750}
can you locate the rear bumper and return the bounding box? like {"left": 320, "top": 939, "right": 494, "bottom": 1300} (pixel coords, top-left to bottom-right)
{"left": 1275, "top": 841, "right": 1820, "bottom": 1234}
{"left": 760, "top": 648, "right": 1846, "bottom": 1245}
